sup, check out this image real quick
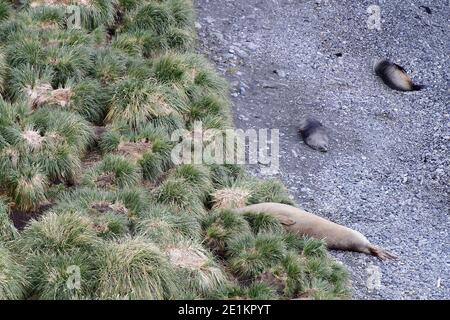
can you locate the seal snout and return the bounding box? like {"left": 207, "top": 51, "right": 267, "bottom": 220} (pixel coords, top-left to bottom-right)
{"left": 299, "top": 118, "right": 329, "bottom": 152}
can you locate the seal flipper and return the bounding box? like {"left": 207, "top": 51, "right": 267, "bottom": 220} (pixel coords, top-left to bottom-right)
{"left": 277, "top": 216, "right": 296, "bottom": 226}
{"left": 411, "top": 84, "right": 425, "bottom": 91}
{"left": 368, "top": 245, "right": 397, "bottom": 260}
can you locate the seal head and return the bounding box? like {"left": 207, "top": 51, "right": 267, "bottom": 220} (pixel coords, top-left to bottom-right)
{"left": 299, "top": 118, "right": 329, "bottom": 152}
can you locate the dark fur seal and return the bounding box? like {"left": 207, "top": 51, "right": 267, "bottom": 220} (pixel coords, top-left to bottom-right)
{"left": 374, "top": 59, "right": 424, "bottom": 91}
{"left": 234, "top": 203, "right": 397, "bottom": 260}
{"left": 299, "top": 118, "right": 329, "bottom": 152}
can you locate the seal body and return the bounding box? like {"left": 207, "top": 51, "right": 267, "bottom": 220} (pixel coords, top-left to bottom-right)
{"left": 299, "top": 118, "right": 329, "bottom": 152}
{"left": 374, "top": 59, "right": 424, "bottom": 91}
{"left": 234, "top": 203, "right": 396, "bottom": 260}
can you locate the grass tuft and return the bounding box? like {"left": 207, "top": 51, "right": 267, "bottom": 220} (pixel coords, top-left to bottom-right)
{"left": 96, "top": 236, "right": 179, "bottom": 299}
{"left": 0, "top": 245, "right": 29, "bottom": 300}
{"left": 82, "top": 154, "right": 142, "bottom": 189}
{"left": 201, "top": 209, "right": 251, "bottom": 254}
{"left": 226, "top": 232, "right": 286, "bottom": 279}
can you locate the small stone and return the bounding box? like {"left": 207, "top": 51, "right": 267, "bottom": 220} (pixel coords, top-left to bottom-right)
{"left": 246, "top": 42, "right": 258, "bottom": 51}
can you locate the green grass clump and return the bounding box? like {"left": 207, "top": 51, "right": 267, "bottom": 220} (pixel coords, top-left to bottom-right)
{"left": 247, "top": 178, "right": 294, "bottom": 205}
{"left": 100, "top": 123, "right": 174, "bottom": 181}
{"left": 166, "top": 240, "right": 228, "bottom": 297}
{"left": 243, "top": 211, "right": 285, "bottom": 235}
{"left": 0, "top": 198, "right": 18, "bottom": 242}
{"left": 153, "top": 177, "right": 206, "bottom": 216}
{"left": 19, "top": 211, "right": 98, "bottom": 253}
{"left": 283, "top": 233, "right": 328, "bottom": 258}
{"left": 96, "top": 236, "right": 179, "bottom": 299}
{"left": 210, "top": 282, "right": 279, "bottom": 300}
{"left": 0, "top": 1, "right": 11, "bottom": 24}
{"left": 45, "top": 45, "right": 93, "bottom": 87}
{"left": 201, "top": 209, "right": 251, "bottom": 254}
{"left": 0, "top": 158, "right": 48, "bottom": 212}
{"left": 302, "top": 257, "right": 349, "bottom": 299}
{"left": 91, "top": 48, "right": 128, "bottom": 84}
{"left": 64, "top": 79, "right": 108, "bottom": 124}
{"left": 24, "top": 0, "right": 118, "bottom": 30}
{"left": 54, "top": 187, "right": 148, "bottom": 219}
{"left": 106, "top": 77, "right": 186, "bottom": 131}
{"left": 30, "top": 108, "right": 93, "bottom": 154}
{"left": 25, "top": 248, "right": 98, "bottom": 300}
{"left": 226, "top": 233, "right": 286, "bottom": 279}
{"left": 187, "top": 94, "right": 230, "bottom": 124}
{"left": 51, "top": 188, "right": 134, "bottom": 238}
{"left": 170, "top": 164, "right": 212, "bottom": 202}
{"left": 135, "top": 203, "right": 201, "bottom": 243}
{"left": 0, "top": 245, "right": 29, "bottom": 300}
{"left": 82, "top": 154, "right": 142, "bottom": 189}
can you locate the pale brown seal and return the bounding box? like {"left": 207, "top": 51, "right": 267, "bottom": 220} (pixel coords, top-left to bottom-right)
{"left": 234, "top": 202, "right": 396, "bottom": 260}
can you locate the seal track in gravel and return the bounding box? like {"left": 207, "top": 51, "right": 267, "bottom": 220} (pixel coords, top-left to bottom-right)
{"left": 195, "top": 0, "right": 449, "bottom": 299}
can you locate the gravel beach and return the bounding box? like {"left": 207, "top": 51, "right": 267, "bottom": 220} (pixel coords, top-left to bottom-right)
{"left": 195, "top": 0, "right": 449, "bottom": 299}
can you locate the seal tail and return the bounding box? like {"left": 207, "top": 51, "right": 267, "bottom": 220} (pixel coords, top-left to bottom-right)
{"left": 368, "top": 245, "right": 397, "bottom": 260}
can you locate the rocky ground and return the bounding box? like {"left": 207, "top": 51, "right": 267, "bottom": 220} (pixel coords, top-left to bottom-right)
{"left": 194, "top": 0, "right": 449, "bottom": 299}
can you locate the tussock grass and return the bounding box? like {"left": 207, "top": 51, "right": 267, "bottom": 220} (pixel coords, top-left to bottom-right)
{"left": 53, "top": 189, "right": 132, "bottom": 239}
{"left": 45, "top": 45, "right": 93, "bottom": 87}
{"left": 134, "top": 202, "right": 201, "bottom": 242}
{"left": 96, "top": 236, "right": 179, "bottom": 300}
{"left": 210, "top": 282, "right": 279, "bottom": 300}
{"left": 0, "top": 0, "right": 350, "bottom": 300}
{"left": 242, "top": 211, "right": 285, "bottom": 235}
{"left": 247, "top": 178, "right": 294, "bottom": 205}
{"left": 153, "top": 177, "right": 206, "bottom": 216}
{"left": 91, "top": 48, "right": 127, "bottom": 84}
{"left": 211, "top": 177, "right": 294, "bottom": 209}
{"left": 226, "top": 233, "right": 286, "bottom": 279}
{"left": 100, "top": 123, "right": 174, "bottom": 181}
{"left": 284, "top": 233, "right": 328, "bottom": 258}
{"left": 0, "top": 245, "right": 29, "bottom": 300}
{"left": 106, "top": 77, "right": 187, "bottom": 131}
{"left": 19, "top": 211, "right": 98, "bottom": 253}
{"left": 171, "top": 164, "right": 212, "bottom": 202}
{"left": 0, "top": 1, "right": 11, "bottom": 24}
{"left": 54, "top": 187, "right": 149, "bottom": 219}
{"left": 166, "top": 240, "right": 228, "bottom": 297}
{"left": 25, "top": 248, "right": 97, "bottom": 299}
{"left": 64, "top": 79, "right": 107, "bottom": 124}
{"left": 0, "top": 198, "right": 18, "bottom": 242}
{"left": 25, "top": 0, "right": 118, "bottom": 30}
{"left": 201, "top": 209, "right": 251, "bottom": 254}
{"left": 82, "top": 154, "right": 142, "bottom": 189}
{"left": 0, "top": 158, "right": 48, "bottom": 211}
